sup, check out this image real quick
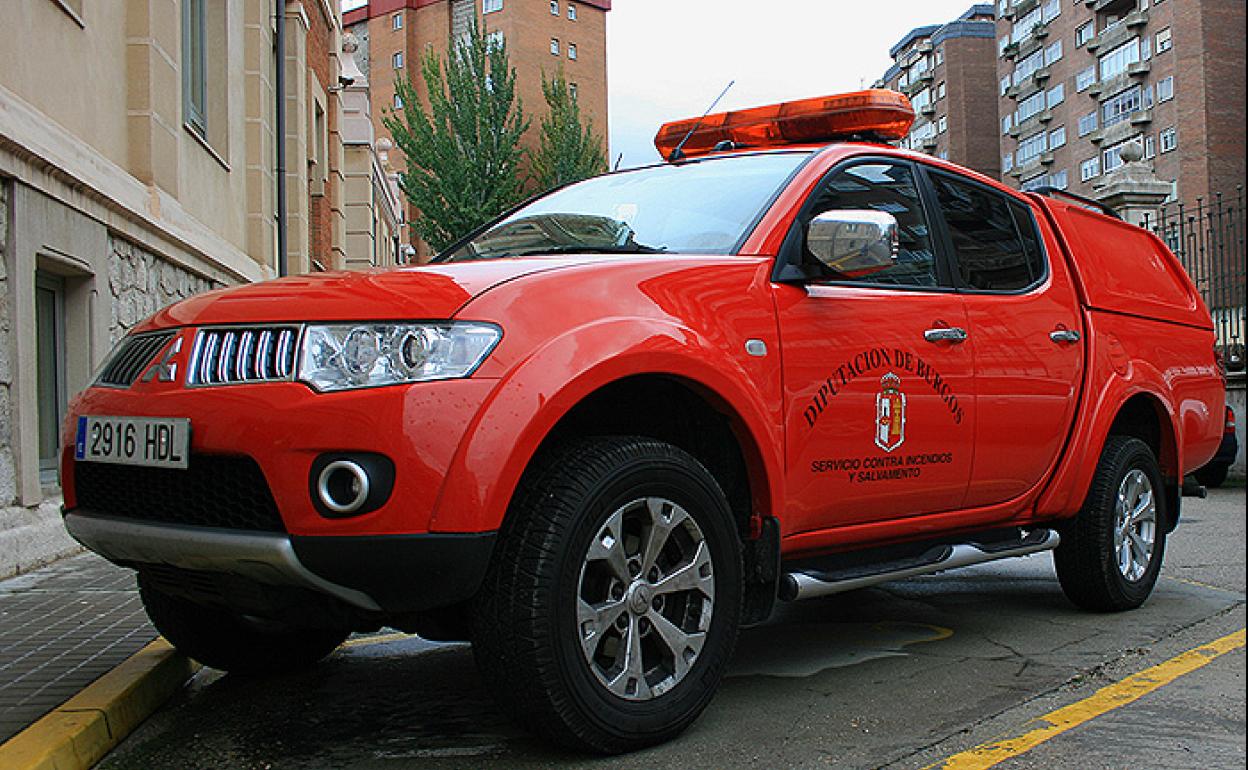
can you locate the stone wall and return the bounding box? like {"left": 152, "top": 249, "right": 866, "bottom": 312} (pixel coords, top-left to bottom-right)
{"left": 0, "top": 179, "right": 13, "bottom": 508}
{"left": 107, "top": 234, "right": 218, "bottom": 344}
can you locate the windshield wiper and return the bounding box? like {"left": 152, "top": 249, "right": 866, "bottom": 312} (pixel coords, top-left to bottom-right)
{"left": 504, "top": 244, "right": 668, "bottom": 257}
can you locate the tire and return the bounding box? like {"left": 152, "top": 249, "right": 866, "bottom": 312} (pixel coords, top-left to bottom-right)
{"left": 1054, "top": 436, "right": 1168, "bottom": 612}
{"left": 138, "top": 577, "right": 349, "bottom": 675}
{"left": 1193, "top": 462, "right": 1229, "bottom": 489}
{"left": 472, "top": 436, "right": 743, "bottom": 754}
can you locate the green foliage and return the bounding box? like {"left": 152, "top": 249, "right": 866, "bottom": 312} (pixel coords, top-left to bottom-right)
{"left": 382, "top": 21, "right": 529, "bottom": 252}
{"left": 531, "top": 71, "right": 608, "bottom": 192}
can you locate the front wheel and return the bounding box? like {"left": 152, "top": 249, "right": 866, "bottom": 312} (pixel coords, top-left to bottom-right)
{"left": 1054, "top": 436, "right": 1168, "bottom": 612}
{"left": 472, "top": 436, "right": 743, "bottom": 754}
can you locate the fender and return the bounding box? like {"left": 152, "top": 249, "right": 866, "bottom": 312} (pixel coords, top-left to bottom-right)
{"left": 428, "top": 317, "right": 785, "bottom": 534}
{"left": 1035, "top": 320, "right": 1183, "bottom": 520}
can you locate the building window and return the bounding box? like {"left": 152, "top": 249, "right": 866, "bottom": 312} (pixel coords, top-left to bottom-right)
{"left": 1000, "top": 75, "right": 1011, "bottom": 96}
{"left": 1156, "top": 27, "right": 1172, "bottom": 53}
{"left": 1157, "top": 75, "right": 1174, "bottom": 102}
{"left": 1078, "top": 111, "right": 1098, "bottom": 136}
{"left": 487, "top": 30, "right": 504, "bottom": 51}
{"left": 1076, "top": 66, "right": 1097, "bottom": 92}
{"left": 1051, "top": 169, "right": 1068, "bottom": 189}
{"left": 550, "top": 38, "right": 559, "bottom": 56}
{"left": 998, "top": 36, "right": 1010, "bottom": 56}
{"left": 1160, "top": 126, "right": 1177, "bottom": 152}
{"left": 1041, "top": 0, "right": 1060, "bottom": 22}
{"left": 392, "top": 52, "right": 404, "bottom": 69}
{"left": 1011, "top": 5, "right": 1043, "bottom": 44}
{"left": 392, "top": 13, "right": 403, "bottom": 30}
{"left": 182, "top": 0, "right": 207, "bottom": 135}
{"left": 483, "top": 0, "right": 503, "bottom": 13}
{"left": 935, "top": 48, "right": 944, "bottom": 66}
{"left": 1002, "top": 114, "right": 1012, "bottom": 135}
{"left": 550, "top": 0, "right": 558, "bottom": 14}
{"left": 937, "top": 81, "right": 946, "bottom": 100}
{"left": 1080, "top": 157, "right": 1100, "bottom": 181}
{"left": 569, "top": 82, "right": 578, "bottom": 100}
{"left": 1002, "top": 152, "right": 1014, "bottom": 172}
{"left": 998, "top": 0, "right": 1009, "bottom": 15}
{"left": 1075, "top": 21, "right": 1094, "bottom": 47}
{"left": 1016, "top": 90, "right": 1046, "bottom": 123}
{"left": 1049, "top": 125, "right": 1066, "bottom": 148}
{"left": 1044, "top": 39, "right": 1063, "bottom": 66}
{"left": 1102, "top": 85, "right": 1148, "bottom": 127}
{"left": 36, "top": 272, "right": 67, "bottom": 487}
{"left": 569, "top": 43, "right": 577, "bottom": 60}
{"left": 1047, "top": 83, "right": 1065, "bottom": 108}
{"left": 1099, "top": 38, "right": 1140, "bottom": 80}
{"left": 1102, "top": 138, "right": 1140, "bottom": 173}
{"left": 393, "top": 93, "right": 403, "bottom": 109}
{"left": 568, "top": 3, "right": 577, "bottom": 20}
{"left": 1018, "top": 131, "right": 1047, "bottom": 166}
{"left": 1144, "top": 135, "right": 1156, "bottom": 158}
{"left": 938, "top": 115, "right": 947, "bottom": 133}
{"left": 1013, "top": 48, "right": 1045, "bottom": 86}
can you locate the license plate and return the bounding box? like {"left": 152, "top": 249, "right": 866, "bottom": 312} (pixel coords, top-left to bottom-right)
{"left": 74, "top": 416, "right": 191, "bottom": 469}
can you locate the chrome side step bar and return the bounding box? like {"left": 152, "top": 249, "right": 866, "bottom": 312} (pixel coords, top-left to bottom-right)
{"left": 780, "top": 529, "right": 1060, "bottom": 602}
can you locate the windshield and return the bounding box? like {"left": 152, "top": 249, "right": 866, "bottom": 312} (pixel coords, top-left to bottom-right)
{"left": 441, "top": 152, "right": 809, "bottom": 261}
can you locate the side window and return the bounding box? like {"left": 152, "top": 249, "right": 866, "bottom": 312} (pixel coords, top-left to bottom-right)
{"left": 929, "top": 171, "right": 1045, "bottom": 291}
{"left": 804, "top": 162, "right": 938, "bottom": 288}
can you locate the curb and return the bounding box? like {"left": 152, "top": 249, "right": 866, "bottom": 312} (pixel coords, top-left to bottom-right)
{"left": 0, "top": 639, "right": 200, "bottom": 770}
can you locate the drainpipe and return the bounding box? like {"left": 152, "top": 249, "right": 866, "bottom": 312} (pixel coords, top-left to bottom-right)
{"left": 275, "top": 0, "right": 289, "bottom": 277}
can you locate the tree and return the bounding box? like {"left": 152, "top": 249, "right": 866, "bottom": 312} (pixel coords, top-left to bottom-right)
{"left": 383, "top": 22, "right": 529, "bottom": 252}
{"left": 531, "top": 70, "right": 607, "bottom": 192}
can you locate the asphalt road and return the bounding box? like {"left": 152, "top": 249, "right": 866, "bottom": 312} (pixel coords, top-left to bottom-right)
{"left": 99, "top": 486, "right": 1246, "bottom": 770}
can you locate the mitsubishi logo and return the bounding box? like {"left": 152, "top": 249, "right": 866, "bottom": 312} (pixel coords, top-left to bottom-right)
{"left": 141, "top": 337, "right": 183, "bottom": 383}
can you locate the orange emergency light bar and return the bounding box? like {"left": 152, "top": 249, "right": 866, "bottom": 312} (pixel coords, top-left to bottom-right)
{"left": 654, "top": 89, "right": 914, "bottom": 161}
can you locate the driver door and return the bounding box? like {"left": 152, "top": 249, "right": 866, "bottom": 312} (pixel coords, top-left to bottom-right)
{"left": 774, "top": 159, "right": 976, "bottom": 537}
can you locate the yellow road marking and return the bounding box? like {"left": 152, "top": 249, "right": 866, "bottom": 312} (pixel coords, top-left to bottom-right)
{"left": 1164, "top": 574, "right": 1244, "bottom": 595}
{"left": 926, "top": 627, "right": 1246, "bottom": 770}
{"left": 340, "top": 631, "right": 411, "bottom": 649}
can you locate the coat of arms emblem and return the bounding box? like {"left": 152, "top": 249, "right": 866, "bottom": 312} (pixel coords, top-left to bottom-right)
{"left": 875, "top": 372, "right": 906, "bottom": 452}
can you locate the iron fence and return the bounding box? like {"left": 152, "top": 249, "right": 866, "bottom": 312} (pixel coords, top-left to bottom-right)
{"left": 1143, "top": 188, "right": 1246, "bottom": 370}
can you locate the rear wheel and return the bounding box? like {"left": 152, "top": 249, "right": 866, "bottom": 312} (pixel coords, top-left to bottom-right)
{"left": 472, "top": 436, "right": 742, "bottom": 754}
{"left": 138, "top": 577, "right": 349, "bottom": 675}
{"left": 1054, "top": 436, "right": 1167, "bottom": 612}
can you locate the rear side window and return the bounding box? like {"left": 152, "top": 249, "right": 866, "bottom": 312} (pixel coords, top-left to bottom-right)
{"left": 929, "top": 171, "right": 1045, "bottom": 291}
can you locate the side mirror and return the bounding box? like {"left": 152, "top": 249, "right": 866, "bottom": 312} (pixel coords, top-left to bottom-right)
{"left": 806, "top": 209, "right": 899, "bottom": 278}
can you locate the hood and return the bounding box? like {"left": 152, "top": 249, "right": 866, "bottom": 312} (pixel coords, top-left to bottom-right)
{"left": 136, "top": 257, "right": 604, "bottom": 331}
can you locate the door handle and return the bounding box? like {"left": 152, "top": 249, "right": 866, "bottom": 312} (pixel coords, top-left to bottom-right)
{"left": 1049, "top": 329, "right": 1081, "bottom": 344}
{"left": 924, "top": 327, "right": 968, "bottom": 344}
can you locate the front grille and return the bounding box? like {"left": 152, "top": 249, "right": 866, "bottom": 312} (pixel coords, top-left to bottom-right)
{"left": 187, "top": 326, "right": 301, "bottom": 386}
{"left": 74, "top": 455, "right": 286, "bottom": 532}
{"left": 96, "top": 331, "right": 177, "bottom": 387}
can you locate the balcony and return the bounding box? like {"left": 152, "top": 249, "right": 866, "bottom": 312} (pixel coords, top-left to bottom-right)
{"left": 1087, "top": 118, "right": 1138, "bottom": 147}
{"left": 1014, "top": 0, "right": 1039, "bottom": 16}
{"left": 920, "top": 104, "right": 936, "bottom": 117}
{"left": 1002, "top": 41, "right": 1021, "bottom": 60}
{"left": 1087, "top": 18, "right": 1134, "bottom": 54}
{"left": 1125, "top": 9, "right": 1150, "bottom": 28}
{"left": 1014, "top": 109, "right": 1054, "bottom": 137}
{"left": 1040, "top": 151, "right": 1055, "bottom": 166}
{"left": 1033, "top": 66, "right": 1051, "bottom": 83}
{"left": 1129, "top": 108, "right": 1153, "bottom": 126}
{"left": 1032, "top": 22, "right": 1050, "bottom": 39}
{"left": 1092, "top": 0, "right": 1135, "bottom": 12}
{"left": 917, "top": 40, "right": 934, "bottom": 54}
{"left": 1011, "top": 157, "right": 1047, "bottom": 180}
{"left": 1087, "top": 80, "right": 1104, "bottom": 97}
{"left": 922, "top": 136, "right": 939, "bottom": 151}
{"left": 1127, "top": 60, "right": 1151, "bottom": 77}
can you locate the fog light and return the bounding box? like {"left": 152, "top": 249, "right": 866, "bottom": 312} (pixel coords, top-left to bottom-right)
{"left": 317, "top": 460, "right": 370, "bottom": 514}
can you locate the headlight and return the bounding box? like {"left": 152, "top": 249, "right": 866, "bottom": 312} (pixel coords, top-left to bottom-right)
{"left": 298, "top": 322, "right": 501, "bottom": 392}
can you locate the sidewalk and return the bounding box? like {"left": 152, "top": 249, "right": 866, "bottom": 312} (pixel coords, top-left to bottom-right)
{"left": 0, "top": 553, "right": 156, "bottom": 743}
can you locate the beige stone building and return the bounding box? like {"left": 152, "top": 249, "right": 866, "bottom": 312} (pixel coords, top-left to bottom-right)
{"left": 0, "top": 0, "right": 402, "bottom": 576}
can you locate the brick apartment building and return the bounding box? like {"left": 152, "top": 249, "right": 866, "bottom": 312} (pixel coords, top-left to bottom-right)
{"left": 994, "top": 0, "right": 1245, "bottom": 204}
{"left": 344, "top": 0, "right": 611, "bottom": 258}
{"left": 875, "top": 5, "right": 1002, "bottom": 178}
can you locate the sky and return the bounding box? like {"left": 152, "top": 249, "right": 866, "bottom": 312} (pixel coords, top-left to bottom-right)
{"left": 606, "top": 0, "right": 983, "bottom": 168}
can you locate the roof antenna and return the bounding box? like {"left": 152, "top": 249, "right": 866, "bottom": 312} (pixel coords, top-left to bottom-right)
{"left": 668, "top": 79, "right": 735, "bottom": 162}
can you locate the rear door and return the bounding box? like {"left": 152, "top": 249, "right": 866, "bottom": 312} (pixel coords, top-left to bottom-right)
{"left": 922, "top": 168, "right": 1084, "bottom": 507}
{"left": 775, "top": 158, "right": 976, "bottom": 536}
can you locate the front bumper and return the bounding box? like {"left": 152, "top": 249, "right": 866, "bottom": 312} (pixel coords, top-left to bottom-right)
{"left": 65, "top": 512, "right": 496, "bottom": 614}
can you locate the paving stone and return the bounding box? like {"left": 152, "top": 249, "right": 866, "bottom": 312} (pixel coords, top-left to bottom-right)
{"left": 0, "top": 552, "right": 154, "bottom": 743}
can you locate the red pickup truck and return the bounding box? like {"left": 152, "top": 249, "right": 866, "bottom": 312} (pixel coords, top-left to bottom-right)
{"left": 61, "top": 91, "right": 1225, "bottom": 753}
